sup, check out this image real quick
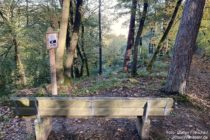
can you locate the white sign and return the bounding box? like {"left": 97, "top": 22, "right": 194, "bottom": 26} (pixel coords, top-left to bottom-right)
{"left": 46, "top": 32, "right": 58, "bottom": 49}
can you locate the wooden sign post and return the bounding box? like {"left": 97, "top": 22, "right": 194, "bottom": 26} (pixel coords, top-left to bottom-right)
{"left": 46, "top": 27, "right": 58, "bottom": 95}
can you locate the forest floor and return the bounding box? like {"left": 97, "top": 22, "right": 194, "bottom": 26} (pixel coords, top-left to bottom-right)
{"left": 0, "top": 54, "right": 210, "bottom": 140}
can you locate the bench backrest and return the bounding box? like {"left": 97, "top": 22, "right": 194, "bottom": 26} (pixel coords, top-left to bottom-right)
{"left": 11, "top": 97, "right": 174, "bottom": 118}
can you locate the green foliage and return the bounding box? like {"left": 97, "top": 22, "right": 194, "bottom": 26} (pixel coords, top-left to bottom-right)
{"left": 137, "top": 68, "right": 150, "bottom": 77}
{"left": 197, "top": 19, "right": 210, "bottom": 57}
{"left": 137, "top": 67, "right": 167, "bottom": 78}
{"left": 0, "top": 0, "right": 54, "bottom": 94}
{"left": 103, "top": 34, "right": 126, "bottom": 70}
{"left": 0, "top": 96, "right": 10, "bottom": 105}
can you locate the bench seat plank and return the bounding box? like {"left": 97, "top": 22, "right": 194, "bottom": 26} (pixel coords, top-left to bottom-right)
{"left": 11, "top": 97, "right": 174, "bottom": 117}
{"left": 11, "top": 97, "right": 173, "bottom": 107}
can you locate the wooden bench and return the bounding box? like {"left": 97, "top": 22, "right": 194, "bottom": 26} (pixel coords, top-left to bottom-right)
{"left": 11, "top": 97, "right": 174, "bottom": 140}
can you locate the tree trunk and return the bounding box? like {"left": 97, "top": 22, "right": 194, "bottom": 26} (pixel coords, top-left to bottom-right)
{"left": 147, "top": 0, "right": 182, "bottom": 71}
{"left": 66, "top": 0, "right": 74, "bottom": 50}
{"left": 26, "top": 0, "right": 29, "bottom": 25}
{"left": 163, "top": 0, "right": 206, "bottom": 94}
{"left": 76, "top": 45, "right": 84, "bottom": 77}
{"left": 132, "top": 0, "right": 148, "bottom": 76}
{"left": 55, "top": 0, "right": 70, "bottom": 84}
{"left": 13, "top": 37, "right": 26, "bottom": 86}
{"left": 65, "top": 0, "right": 83, "bottom": 78}
{"left": 81, "top": 25, "right": 90, "bottom": 76}
{"left": 98, "top": 0, "right": 102, "bottom": 75}
{"left": 123, "top": 0, "right": 137, "bottom": 72}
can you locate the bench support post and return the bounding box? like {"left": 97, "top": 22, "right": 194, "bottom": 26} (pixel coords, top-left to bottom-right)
{"left": 136, "top": 116, "right": 150, "bottom": 140}
{"left": 34, "top": 117, "right": 52, "bottom": 140}
{"left": 136, "top": 102, "right": 150, "bottom": 140}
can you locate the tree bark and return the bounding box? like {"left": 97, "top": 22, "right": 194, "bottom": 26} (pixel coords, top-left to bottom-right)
{"left": 76, "top": 45, "right": 84, "bottom": 77}
{"left": 81, "top": 25, "right": 90, "bottom": 76}
{"left": 98, "top": 0, "right": 102, "bottom": 75}
{"left": 132, "top": 0, "right": 148, "bottom": 76}
{"left": 13, "top": 37, "right": 26, "bottom": 86}
{"left": 163, "top": 0, "right": 206, "bottom": 94}
{"left": 55, "top": 0, "right": 70, "bottom": 84}
{"left": 64, "top": 0, "right": 83, "bottom": 78}
{"left": 123, "top": 0, "right": 137, "bottom": 72}
{"left": 147, "top": 0, "right": 182, "bottom": 71}
{"left": 66, "top": 0, "right": 74, "bottom": 50}
{"left": 26, "top": 0, "right": 29, "bottom": 25}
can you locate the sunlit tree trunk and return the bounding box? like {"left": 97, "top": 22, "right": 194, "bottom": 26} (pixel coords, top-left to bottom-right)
{"left": 163, "top": 0, "right": 206, "bottom": 94}
{"left": 56, "top": 0, "right": 70, "bottom": 84}
{"left": 132, "top": 0, "right": 148, "bottom": 76}
{"left": 123, "top": 0, "right": 137, "bottom": 72}
{"left": 65, "top": 0, "right": 83, "bottom": 78}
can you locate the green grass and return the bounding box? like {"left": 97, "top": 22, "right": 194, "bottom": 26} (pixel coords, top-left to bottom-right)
{"left": 72, "top": 77, "right": 124, "bottom": 95}
{"left": 72, "top": 72, "right": 138, "bottom": 96}
{"left": 137, "top": 68, "right": 168, "bottom": 78}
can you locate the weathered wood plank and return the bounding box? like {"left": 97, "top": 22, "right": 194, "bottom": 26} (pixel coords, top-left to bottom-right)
{"left": 11, "top": 97, "right": 174, "bottom": 117}
{"left": 11, "top": 97, "right": 174, "bottom": 102}
{"left": 38, "top": 100, "right": 91, "bottom": 108}
{"left": 14, "top": 107, "right": 172, "bottom": 117}
{"left": 11, "top": 97, "right": 174, "bottom": 108}
{"left": 93, "top": 99, "right": 171, "bottom": 108}
{"left": 39, "top": 108, "right": 92, "bottom": 117}
{"left": 35, "top": 117, "right": 52, "bottom": 140}
{"left": 136, "top": 116, "right": 150, "bottom": 140}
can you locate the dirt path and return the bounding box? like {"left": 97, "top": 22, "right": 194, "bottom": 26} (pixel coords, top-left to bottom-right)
{"left": 0, "top": 55, "right": 210, "bottom": 140}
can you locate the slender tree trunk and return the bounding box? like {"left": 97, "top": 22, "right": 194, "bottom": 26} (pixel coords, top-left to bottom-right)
{"left": 13, "top": 37, "right": 26, "bottom": 86}
{"left": 26, "top": 0, "right": 29, "bottom": 25}
{"left": 123, "top": 0, "right": 137, "bottom": 72}
{"left": 65, "top": 0, "right": 83, "bottom": 78}
{"left": 55, "top": 0, "right": 70, "bottom": 84}
{"left": 81, "top": 25, "right": 90, "bottom": 76}
{"left": 132, "top": 0, "right": 148, "bottom": 76}
{"left": 76, "top": 45, "right": 84, "bottom": 77}
{"left": 98, "top": 0, "right": 102, "bottom": 75}
{"left": 162, "top": 0, "right": 172, "bottom": 54}
{"left": 146, "top": 0, "right": 182, "bottom": 71}
{"left": 73, "top": 47, "right": 81, "bottom": 78}
{"left": 163, "top": 0, "right": 206, "bottom": 94}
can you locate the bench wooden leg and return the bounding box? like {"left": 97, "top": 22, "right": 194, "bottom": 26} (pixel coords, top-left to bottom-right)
{"left": 136, "top": 116, "right": 150, "bottom": 140}
{"left": 34, "top": 117, "right": 52, "bottom": 140}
